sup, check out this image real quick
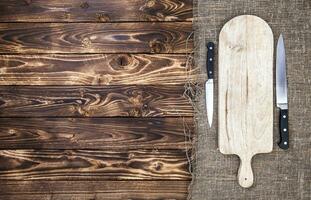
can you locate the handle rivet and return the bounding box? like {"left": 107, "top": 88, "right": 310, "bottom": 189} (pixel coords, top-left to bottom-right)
{"left": 209, "top": 47, "right": 213, "bottom": 50}
{"left": 284, "top": 141, "right": 287, "bottom": 145}
{"left": 283, "top": 128, "right": 287, "bottom": 132}
{"left": 283, "top": 115, "right": 286, "bottom": 118}
{"left": 209, "top": 58, "right": 213, "bottom": 61}
{"left": 209, "top": 71, "right": 212, "bottom": 74}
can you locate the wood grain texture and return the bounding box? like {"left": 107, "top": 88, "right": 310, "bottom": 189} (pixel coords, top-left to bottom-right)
{"left": 0, "top": 1, "right": 194, "bottom": 198}
{"left": 0, "top": 0, "right": 193, "bottom": 22}
{"left": 0, "top": 149, "right": 190, "bottom": 180}
{"left": 0, "top": 180, "right": 189, "bottom": 200}
{"left": 0, "top": 117, "right": 193, "bottom": 150}
{"left": 0, "top": 85, "right": 193, "bottom": 117}
{"left": 0, "top": 194, "right": 187, "bottom": 200}
{"left": 0, "top": 54, "right": 197, "bottom": 85}
{"left": 218, "top": 15, "right": 274, "bottom": 188}
{"left": 0, "top": 23, "right": 193, "bottom": 53}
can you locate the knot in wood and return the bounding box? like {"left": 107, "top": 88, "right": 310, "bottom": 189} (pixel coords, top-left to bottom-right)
{"left": 64, "top": 12, "right": 71, "bottom": 19}
{"left": 79, "top": 88, "right": 85, "bottom": 97}
{"left": 98, "top": 75, "right": 112, "bottom": 85}
{"left": 109, "top": 55, "right": 132, "bottom": 70}
{"left": 64, "top": 150, "right": 74, "bottom": 156}
{"left": 96, "top": 13, "right": 110, "bottom": 22}
{"left": 117, "top": 55, "right": 130, "bottom": 67}
{"left": 149, "top": 40, "right": 165, "bottom": 53}
{"left": 129, "top": 95, "right": 143, "bottom": 106}
{"left": 76, "top": 100, "right": 83, "bottom": 105}
{"left": 152, "top": 148, "right": 159, "bottom": 153}
{"left": 156, "top": 12, "right": 164, "bottom": 19}
{"left": 130, "top": 89, "right": 143, "bottom": 96}
{"left": 140, "top": 0, "right": 166, "bottom": 21}
{"left": 146, "top": 0, "right": 156, "bottom": 8}
{"left": 81, "top": 38, "right": 92, "bottom": 48}
{"left": 67, "top": 133, "right": 77, "bottom": 141}
{"left": 128, "top": 153, "right": 135, "bottom": 159}
{"left": 80, "top": 2, "right": 89, "bottom": 9}
{"left": 69, "top": 118, "right": 76, "bottom": 122}
{"left": 153, "top": 162, "right": 163, "bottom": 171}
{"left": 164, "top": 15, "right": 179, "bottom": 21}
{"left": 76, "top": 105, "right": 90, "bottom": 117}
{"left": 24, "top": 0, "right": 32, "bottom": 5}
{"left": 129, "top": 108, "right": 142, "bottom": 117}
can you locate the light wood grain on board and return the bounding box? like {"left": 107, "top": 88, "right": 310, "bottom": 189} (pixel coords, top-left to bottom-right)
{"left": 0, "top": 54, "right": 196, "bottom": 85}
{"left": 0, "top": 117, "right": 193, "bottom": 150}
{"left": 0, "top": 23, "right": 193, "bottom": 53}
{"left": 0, "top": 149, "right": 190, "bottom": 180}
{"left": 0, "top": 0, "right": 193, "bottom": 22}
{"left": 218, "top": 15, "right": 274, "bottom": 188}
{"left": 0, "top": 85, "right": 193, "bottom": 117}
{"left": 0, "top": 180, "right": 189, "bottom": 200}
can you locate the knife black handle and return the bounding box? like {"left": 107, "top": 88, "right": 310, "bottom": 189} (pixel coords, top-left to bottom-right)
{"left": 278, "top": 109, "right": 289, "bottom": 150}
{"left": 206, "top": 42, "right": 215, "bottom": 79}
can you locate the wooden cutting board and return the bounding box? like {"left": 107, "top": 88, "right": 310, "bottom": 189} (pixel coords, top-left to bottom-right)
{"left": 218, "top": 15, "right": 274, "bottom": 188}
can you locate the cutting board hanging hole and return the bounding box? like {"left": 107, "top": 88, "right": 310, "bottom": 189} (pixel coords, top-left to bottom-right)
{"left": 237, "top": 155, "right": 254, "bottom": 188}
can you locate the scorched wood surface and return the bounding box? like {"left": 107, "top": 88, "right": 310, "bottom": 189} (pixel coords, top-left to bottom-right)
{"left": 0, "top": 54, "right": 197, "bottom": 85}
{"left": 0, "top": 0, "right": 193, "bottom": 22}
{"left": 0, "top": 23, "right": 192, "bottom": 53}
{"left": 0, "top": 0, "right": 194, "bottom": 199}
{"left": 0, "top": 86, "right": 193, "bottom": 117}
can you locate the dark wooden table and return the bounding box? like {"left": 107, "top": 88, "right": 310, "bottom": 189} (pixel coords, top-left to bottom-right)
{"left": 0, "top": 1, "right": 194, "bottom": 199}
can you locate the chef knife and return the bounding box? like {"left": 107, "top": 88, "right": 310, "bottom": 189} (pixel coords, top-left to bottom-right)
{"left": 276, "top": 34, "right": 289, "bottom": 150}
{"left": 205, "top": 42, "right": 215, "bottom": 127}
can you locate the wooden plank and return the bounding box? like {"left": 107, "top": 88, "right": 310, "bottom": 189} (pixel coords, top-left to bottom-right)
{"left": 0, "top": 117, "right": 193, "bottom": 150}
{"left": 0, "top": 180, "right": 189, "bottom": 200}
{"left": 0, "top": 0, "right": 193, "bottom": 22}
{"left": 0, "top": 149, "right": 191, "bottom": 180}
{"left": 0, "top": 23, "right": 193, "bottom": 53}
{"left": 0, "top": 54, "right": 196, "bottom": 85}
{"left": 0, "top": 85, "right": 193, "bottom": 117}
{"left": 0, "top": 194, "right": 187, "bottom": 200}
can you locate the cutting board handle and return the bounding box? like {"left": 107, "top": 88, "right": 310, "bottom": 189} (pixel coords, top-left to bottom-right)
{"left": 237, "top": 155, "right": 254, "bottom": 188}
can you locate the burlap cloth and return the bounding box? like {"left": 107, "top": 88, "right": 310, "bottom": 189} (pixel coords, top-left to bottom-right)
{"left": 189, "top": 0, "right": 311, "bottom": 199}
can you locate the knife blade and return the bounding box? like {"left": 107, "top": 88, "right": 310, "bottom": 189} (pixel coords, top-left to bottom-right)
{"left": 276, "top": 34, "right": 289, "bottom": 150}
{"left": 205, "top": 42, "right": 215, "bottom": 127}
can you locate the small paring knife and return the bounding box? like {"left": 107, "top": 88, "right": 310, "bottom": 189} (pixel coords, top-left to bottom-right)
{"left": 205, "top": 42, "right": 215, "bottom": 127}
{"left": 276, "top": 34, "right": 289, "bottom": 150}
